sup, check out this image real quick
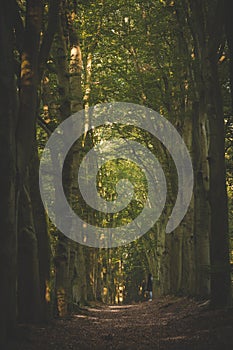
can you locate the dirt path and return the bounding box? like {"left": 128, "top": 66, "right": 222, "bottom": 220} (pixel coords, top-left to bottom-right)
{"left": 7, "top": 296, "right": 233, "bottom": 350}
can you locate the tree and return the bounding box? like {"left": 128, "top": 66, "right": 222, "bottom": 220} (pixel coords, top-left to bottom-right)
{"left": 0, "top": 1, "right": 18, "bottom": 344}
{"left": 175, "top": 0, "right": 231, "bottom": 307}
{"left": 0, "top": 0, "right": 60, "bottom": 344}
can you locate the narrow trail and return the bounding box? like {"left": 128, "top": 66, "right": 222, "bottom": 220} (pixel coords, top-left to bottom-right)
{"left": 7, "top": 296, "right": 233, "bottom": 350}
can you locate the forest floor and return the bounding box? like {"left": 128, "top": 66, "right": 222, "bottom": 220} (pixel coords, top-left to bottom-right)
{"left": 6, "top": 296, "right": 233, "bottom": 350}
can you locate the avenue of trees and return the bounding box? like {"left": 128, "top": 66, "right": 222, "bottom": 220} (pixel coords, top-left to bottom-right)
{"left": 0, "top": 0, "right": 233, "bottom": 346}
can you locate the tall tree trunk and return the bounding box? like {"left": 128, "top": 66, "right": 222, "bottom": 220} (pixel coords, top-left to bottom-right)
{"left": 175, "top": 0, "right": 211, "bottom": 298}
{"left": 206, "top": 57, "right": 231, "bottom": 307}
{"left": 1, "top": 0, "right": 59, "bottom": 341}
{"left": 16, "top": 0, "right": 45, "bottom": 323}
{"left": 0, "top": 2, "right": 17, "bottom": 344}
{"left": 69, "top": 32, "right": 88, "bottom": 306}
{"left": 192, "top": 0, "right": 231, "bottom": 307}
{"left": 53, "top": 9, "right": 88, "bottom": 313}
{"left": 52, "top": 14, "right": 71, "bottom": 316}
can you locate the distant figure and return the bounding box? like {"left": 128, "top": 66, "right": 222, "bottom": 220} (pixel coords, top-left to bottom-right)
{"left": 147, "top": 273, "right": 153, "bottom": 301}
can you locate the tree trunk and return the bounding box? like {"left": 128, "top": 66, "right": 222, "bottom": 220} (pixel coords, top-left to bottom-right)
{"left": 29, "top": 145, "right": 51, "bottom": 321}
{"left": 224, "top": 0, "right": 233, "bottom": 111}
{"left": 206, "top": 57, "right": 231, "bottom": 307}
{"left": 0, "top": 3, "right": 17, "bottom": 344}
{"left": 190, "top": 0, "right": 231, "bottom": 307}
{"left": 178, "top": 0, "right": 231, "bottom": 308}
{"left": 192, "top": 101, "right": 211, "bottom": 297}
{"left": 54, "top": 236, "right": 70, "bottom": 316}
{"left": 18, "top": 169, "right": 41, "bottom": 322}
{"left": 52, "top": 15, "right": 71, "bottom": 316}
{"left": 16, "top": 0, "right": 43, "bottom": 178}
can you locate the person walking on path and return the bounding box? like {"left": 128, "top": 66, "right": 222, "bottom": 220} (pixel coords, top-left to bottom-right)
{"left": 147, "top": 273, "right": 153, "bottom": 301}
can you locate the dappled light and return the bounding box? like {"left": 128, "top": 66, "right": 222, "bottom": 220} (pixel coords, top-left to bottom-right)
{"left": 0, "top": 0, "right": 233, "bottom": 349}
{"left": 6, "top": 297, "right": 233, "bottom": 349}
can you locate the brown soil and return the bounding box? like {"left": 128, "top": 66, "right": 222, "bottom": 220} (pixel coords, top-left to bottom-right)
{"left": 6, "top": 296, "right": 233, "bottom": 350}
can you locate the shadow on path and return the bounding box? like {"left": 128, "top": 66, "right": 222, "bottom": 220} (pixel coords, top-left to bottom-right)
{"left": 7, "top": 296, "right": 233, "bottom": 350}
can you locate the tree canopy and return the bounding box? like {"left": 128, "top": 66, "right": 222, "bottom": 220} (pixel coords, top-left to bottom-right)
{"left": 0, "top": 0, "right": 233, "bottom": 346}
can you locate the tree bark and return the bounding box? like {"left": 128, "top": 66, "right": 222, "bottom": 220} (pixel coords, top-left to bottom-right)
{"left": 206, "top": 56, "right": 231, "bottom": 307}
{"left": 18, "top": 169, "right": 41, "bottom": 322}
{"left": 0, "top": 2, "right": 17, "bottom": 344}
{"left": 185, "top": 0, "right": 231, "bottom": 307}
{"left": 16, "top": 0, "right": 43, "bottom": 178}
{"left": 29, "top": 145, "right": 51, "bottom": 321}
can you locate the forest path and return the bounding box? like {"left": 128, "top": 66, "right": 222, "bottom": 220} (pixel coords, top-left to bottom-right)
{"left": 7, "top": 296, "right": 233, "bottom": 350}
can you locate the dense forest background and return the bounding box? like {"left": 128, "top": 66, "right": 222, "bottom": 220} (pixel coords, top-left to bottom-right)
{"left": 0, "top": 0, "right": 233, "bottom": 346}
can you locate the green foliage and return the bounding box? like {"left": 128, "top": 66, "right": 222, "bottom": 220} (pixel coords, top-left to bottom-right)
{"left": 36, "top": 0, "right": 233, "bottom": 304}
